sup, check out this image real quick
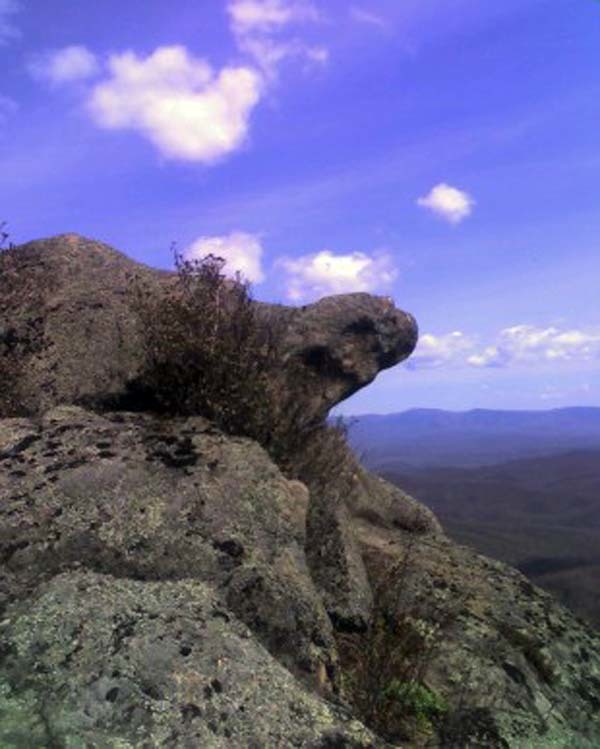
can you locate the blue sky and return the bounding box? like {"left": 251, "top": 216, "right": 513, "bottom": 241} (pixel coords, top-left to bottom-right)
{"left": 1, "top": 0, "right": 600, "bottom": 413}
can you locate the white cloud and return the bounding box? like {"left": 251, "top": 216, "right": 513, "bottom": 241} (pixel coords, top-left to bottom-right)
{"left": 277, "top": 249, "right": 397, "bottom": 302}
{"left": 417, "top": 182, "right": 474, "bottom": 224}
{"left": 349, "top": 7, "right": 387, "bottom": 29}
{"left": 468, "top": 325, "right": 600, "bottom": 368}
{"left": 87, "top": 46, "right": 263, "bottom": 163}
{"left": 405, "top": 324, "right": 600, "bottom": 371}
{"left": 184, "top": 232, "right": 265, "bottom": 283}
{"left": 0, "top": 0, "right": 19, "bottom": 45}
{"left": 28, "top": 45, "right": 99, "bottom": 85}
{"left": 407, "top": 331, "right": 475, "bottom": 370}
{"left": 467, "top": 345, "right": 507, "bottom": 368}
{"left": 236, "top": 35, "right": 327, "bottom": 72}
{"left": 228, "top": 0, "right": 326, "bottom": 74}
{"left": 228, "top": 0, "right": 319, "bottom": 34}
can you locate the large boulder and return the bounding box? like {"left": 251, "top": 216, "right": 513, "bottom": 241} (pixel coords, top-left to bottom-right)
{"left": 0, "top": 234, "right": 417, "bottom": 419}
{"left": 304, "top": 442, "right": 442, "bottom": 634}
{"left": 0, "top": 406, "right": 335, "bottom": 689}
{"left": 0, "top": 571, "right": 389, "bottom": 748}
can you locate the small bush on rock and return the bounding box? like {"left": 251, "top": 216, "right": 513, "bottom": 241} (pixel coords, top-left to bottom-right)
{"left": 0, "top": 229, "right": 28, "bottom": 417}
{"left": 381, "top": 680, "right": 447, "bottom": 733}
{"left": 132, "top": 252, "right": 350, "bottom": 483}
{"left": 338, "top": 539, "right": 459, "bottom": 745}
{"left": 0, "top": 344, "right": 26, "bottom": 418}
{"left": 133, "top": 253, "right": 276, "bottom": 434}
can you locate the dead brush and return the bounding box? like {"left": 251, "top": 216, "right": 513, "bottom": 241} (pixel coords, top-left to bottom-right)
{"left": 131, "top": 251, "right": 354, "bottom": 485}
{"left": 0, "top": 231, "right": 30, "bottom": 417}
{"left": 337, "top": 537, "right": 462, "bottom": 745}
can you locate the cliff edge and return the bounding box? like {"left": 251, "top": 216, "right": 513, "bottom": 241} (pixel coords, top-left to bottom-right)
{"left": 0, "top": 236, "right": 598, "bottom": 748}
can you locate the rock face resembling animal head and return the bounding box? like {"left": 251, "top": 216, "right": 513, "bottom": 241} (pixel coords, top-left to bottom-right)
{"left": 0, "top": 234, "right": 418, "bottom": 418}
{"left": 274, "top": 292, "right": 417, "bottom": 422}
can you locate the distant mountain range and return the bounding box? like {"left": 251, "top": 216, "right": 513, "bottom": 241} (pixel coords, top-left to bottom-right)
{"left": 348, "top": 408, "right": 600, "bottom": 627}
{"left": 348, "top": 407, "right": 600, "bottom": 469}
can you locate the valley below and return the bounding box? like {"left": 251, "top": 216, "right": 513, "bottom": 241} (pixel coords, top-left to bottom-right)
{"left": 350, "top": 409, "right": 600, "bottom": 627}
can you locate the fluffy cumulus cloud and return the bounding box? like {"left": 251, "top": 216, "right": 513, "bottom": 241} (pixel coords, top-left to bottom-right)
{"left": 87, "top": 46, "right": 262, "bottom": 162}
{"left": 228, "top": 0, "right": 327, "bottom": 73}
{"left": 417, "top": 183, "right": 474, "bottom": 224}
{"left": 407, "top": 331, "right": 475, "bottom": 370}
{"left": 0, "top": 0, "right": 19, "bottom": 45}
{"left": 25, "top": 4, "right": 324, "bottom": 163}
{"left": 468, "top": 325, "right": 600, "bottom": 368}
{"left": 28, "top": 45, "right": 99, "bottom": 85}
{"left": 185, "top": 232, "right": 265, "bottom": 283}
{"left": 277, "top": 250, "right": 397, "bottom": 302}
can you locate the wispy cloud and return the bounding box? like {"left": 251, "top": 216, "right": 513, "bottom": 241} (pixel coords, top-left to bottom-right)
{"left": 87, "top": 46, "right": 263, "bottom": 163}
{"left": 228, "top": 0, "right": 319, "bottom": 34}
{"left": 407, "top": 324, "right": 600, "bottom": 371}
{"left": 227, "top": 0, "right": 327, "bottom": 75}
{"left": 468, "top": 325, "right": 600, "bottom": 368}
{"left": 417, "top": 182, "right": 474, "bottom": 224}
{"left": 349, "top": 7, "right": 387, "bottom": 30}
{"left": 184, "top": 232, "right": 265, "bottom": 283}
{"left": 0, "top": 93, "right": 17, "bottom": 123}
{"left": 540, "top": 382, "right": 593, "bottom": 402}
{"left": 28, "top": 45, "right": 99, "bottom": 85}
{"left": 0, "top": 0, "right": 20, "bottom": 46}
{"left": 407, "top": 331, "right": 475, "bottom": 370}
{"left": 276, "top": 249, "right": 397, "bottom": 301}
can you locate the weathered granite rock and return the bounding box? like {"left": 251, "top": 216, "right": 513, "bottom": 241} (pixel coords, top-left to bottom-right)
{"left": 1, "top": 235, "right": 599, "bottom": 748}
{"left": 0, "top": 235, "right": 157, "bottom": 415}
{"left": 0, "top": 234, "right": 417, "bottom": 419}
{"left": 353, "top": 520, "right": 600, "bottom": 747}
{"left": 274, "top": 293, "right": 417, "bottom": 422}
{"left": 1, "top": 406, "right": 599, "bottom": 748}
{"left": 306, "top": 481, "right": 374, "bottom": 634}
{"left": 0, "top": 406, "right": 336, "bottom": 689}
{"left": 0, "top": 571, "right": 389, "bottom": 748}
{"left": 305, "top": 446, "right": 442, "bottom": 634}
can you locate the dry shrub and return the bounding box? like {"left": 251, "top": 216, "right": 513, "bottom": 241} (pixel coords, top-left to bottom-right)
{"left": 337, "top": 538, "right": 458, "bottom": 745}
{"left": 133, "top": 253, "right": 277, "bottom": 433}
{"left": 282, "top": 416, "right": 354, "bottom": 489}
{"left": 0, "top": 234, "right": 29, "bottom": 417}
{"left": 132, "top": 252, "right": 351, "bottom": 483}
{"left": 0, "top": 348, "right": 26, "bottom": 418}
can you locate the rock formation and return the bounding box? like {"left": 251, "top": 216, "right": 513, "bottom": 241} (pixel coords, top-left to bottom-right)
{"left": 0, "top": 235, "right": 599, "bottom": 748}
{"left": 0, "top": 234, "right": 417, "bottom": 421}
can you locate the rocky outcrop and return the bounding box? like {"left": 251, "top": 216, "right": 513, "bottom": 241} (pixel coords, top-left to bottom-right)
{"left": 1, "top": 235, "right": 599, "bottom": 748}
{"left": 0, "top": 406, "right": 336, "bottom": 688}
{"left": 354, "top": 519, "right": 600, "bottom": 747}
{"left": 305, "top": 445, "right": 441, "bottom": 634}
{"left": 0, "top": 571, "right": 387, "bottom": 748}
{"left": 0, "top": 234, "right": 417, "bottom": 420}
{"left": 1, "top": 406, "right": 598, "bottom": 747}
